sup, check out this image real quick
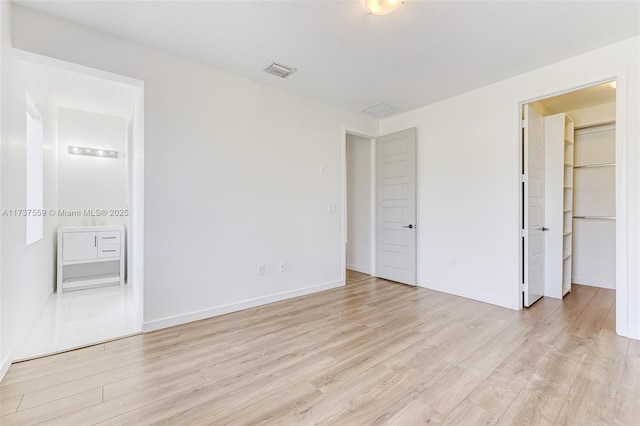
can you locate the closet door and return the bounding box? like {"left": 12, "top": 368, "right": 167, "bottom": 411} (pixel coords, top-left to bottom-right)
{"left": 523, "top": 105, "right": 545, "bottom": 307}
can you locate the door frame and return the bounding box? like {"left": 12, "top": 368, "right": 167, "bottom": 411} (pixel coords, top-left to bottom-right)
{"left": 517, "top": 73, "right": 629, "bottom": 337}
{"left": 15, "top": 48, "right": 146, "bottom": 329}
{"left": 342, "top": 127, "right": 376, "bottom": 282}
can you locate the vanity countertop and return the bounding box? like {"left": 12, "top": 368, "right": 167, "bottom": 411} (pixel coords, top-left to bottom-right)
{"left": 58, "top": 225, "right": 125, "bottom": 232}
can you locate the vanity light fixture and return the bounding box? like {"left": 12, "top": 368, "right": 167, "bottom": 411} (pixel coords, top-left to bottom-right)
{"left": 68, "top": 146, "right": 120, "bottom": 159}
{"left": 364, "top": 0, "right": 404, "bottom": 15}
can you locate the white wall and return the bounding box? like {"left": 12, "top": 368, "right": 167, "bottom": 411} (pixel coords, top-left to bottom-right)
{"left": 346, "top": 134, "right": 371, "bottom": 274}
{"left": 566, "top": 102, "right": 617, "bottom": 290}
{"left": 10, "top": 6, "right": 378, "bottom": 331}
{"left": 1, "top": 32, "right": 59, "bottom": 376}
{"left": 380, "top": 37, "right": 640, "bottom": 338}
{"left": 567, "top": 102, "right": 616, "bottom": 127}
{"left": 572, "top": 124, "right": 616, "bottom": 289}
{"left": 57, "top": 108, "right": 128, "bottom": 227}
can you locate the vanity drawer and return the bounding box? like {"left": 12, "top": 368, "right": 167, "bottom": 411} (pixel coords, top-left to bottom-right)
{"left": 98, "top": 245, "right": 121, "bottom": 258}
{"left": 98, "top": 231, "right": 121, "bottom": 246}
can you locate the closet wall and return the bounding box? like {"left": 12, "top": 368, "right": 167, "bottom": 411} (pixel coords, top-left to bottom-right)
{"left": 346, "top": 134, "right": 372, "bottom": 274}
{"left": 568, "top": 102, "right": 616, "bottom": 289}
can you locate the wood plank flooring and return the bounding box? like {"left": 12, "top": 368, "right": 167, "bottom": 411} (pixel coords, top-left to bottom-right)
{"left": 1, "top": 274, "right": 636, "bottom": 425}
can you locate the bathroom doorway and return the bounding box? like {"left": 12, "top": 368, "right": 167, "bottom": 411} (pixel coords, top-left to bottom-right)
{"left": 12, "top": 54, "right": 144, "bottom": 360}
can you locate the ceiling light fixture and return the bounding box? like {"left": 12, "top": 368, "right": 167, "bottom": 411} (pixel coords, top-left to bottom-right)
{"left": 364, "top": 0, "right": 404, "bottom": 15}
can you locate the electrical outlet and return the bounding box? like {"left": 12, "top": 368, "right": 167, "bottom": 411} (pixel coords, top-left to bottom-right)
{"left": 258, "top": 264, "right": 265, "bottom": 275}
{"left": 279, "top": 262, "right": 287, "bottom": 272}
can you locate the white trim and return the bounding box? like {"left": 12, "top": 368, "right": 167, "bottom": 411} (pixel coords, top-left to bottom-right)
{"left": 516, "top": 104, "right": 525, "bottom": 310}
{"left": 346, "top": 264, "right": 371, "bottom": 274}
{"left": 369, "top": 138, "right": 376, "bottom": 276}
{"left": 25, "top": 89, "right": 41, "bottom": 119}
{"left": 628, "top": 327, "right": 640, "bottom": 340}
{"left": 419, "top": 280, "right": 517, "bottom": 310}
{"left": 614, "top": 69, "right": 628, "bottom": 338}
{"left": 142, "top": 279, "right": 344, "bottom": 333}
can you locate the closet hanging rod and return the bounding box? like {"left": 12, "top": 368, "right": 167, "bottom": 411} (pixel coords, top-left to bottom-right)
{"left": 574, "top": 163, "right": 616, "bottom": 169}
{"left": 573, "top": 216, "right": 616, "bottom": 220}
{"left": 574, "top": 121, "right": 616, "bottom": 131}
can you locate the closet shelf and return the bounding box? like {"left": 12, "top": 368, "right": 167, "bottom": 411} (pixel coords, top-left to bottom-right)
{"left": 563, "top": 254, "right": 572, "bottom": 260}
{"left": 574, "top": 163, "right": 615, "bottom": 169}
{"left": 62, "top": 273, "right": 120, "bottom": 290}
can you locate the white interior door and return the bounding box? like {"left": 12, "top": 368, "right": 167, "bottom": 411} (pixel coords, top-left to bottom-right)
{"left": 375, "top": 128, "right": 417, "bottom": 285}
{"left": 523, "top": 105, "right": 545, "bottom": 307}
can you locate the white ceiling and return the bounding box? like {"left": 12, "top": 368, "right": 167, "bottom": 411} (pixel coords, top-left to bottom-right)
{"left": 14, "top": 0, "right": 640, "bottom": 116}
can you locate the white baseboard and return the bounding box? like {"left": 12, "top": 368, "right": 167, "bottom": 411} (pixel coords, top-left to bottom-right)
{"left": 346, "top": 264, "right": 371, "bottom": 274}
{"left": 142, "top": 279, "right": 345, "bottom": 333}
{"left": 418, "top": 279, "right": 517, "bottom": 310}
{"left": 572, "top": 277, "right": 615, "bottom": 290}
{"left": 626, "top": 327, "right": 640, "bottom": 340}
{"left": 0, "top": 353, "right": 13, "bottom": 382}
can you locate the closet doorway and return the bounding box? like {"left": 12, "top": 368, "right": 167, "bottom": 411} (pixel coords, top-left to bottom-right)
{"left": 344, "top": 131, "right": 375, "bottom": 284}
{"left": 520, "top": 82, "right": 619, "bottom": 320}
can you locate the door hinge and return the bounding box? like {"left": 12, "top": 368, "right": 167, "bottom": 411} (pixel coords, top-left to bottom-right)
{"left": 521, "top": 119, "right": 526, "bottom": 128}
{"left": 521, "top": 229, "right": 527, "bottom": 237}
{"left": 521, "top": 283, "right": 526, "bottom": 291}
{"left": 520, "top": 174, "right": 527, "bottom": 183}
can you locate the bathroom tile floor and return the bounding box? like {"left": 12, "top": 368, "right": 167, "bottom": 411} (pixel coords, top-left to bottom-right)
{"left": 14, "top": 285, "right": 140, "bottom": 360}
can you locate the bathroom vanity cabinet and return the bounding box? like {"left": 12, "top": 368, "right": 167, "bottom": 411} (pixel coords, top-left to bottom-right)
{"left": 57, "top": 226, "right": 125, "bottom": 292}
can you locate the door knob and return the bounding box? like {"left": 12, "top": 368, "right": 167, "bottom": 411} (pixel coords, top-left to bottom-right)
{"left": 542, "top": 227, "right": 549, "bottom": 231}
{"left": 403, "top": 224, "right": 414, "bottom": 229}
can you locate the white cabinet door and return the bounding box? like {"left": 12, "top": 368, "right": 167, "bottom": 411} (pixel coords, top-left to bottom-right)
{"left": 63, "top": 232, "right": 97, "bottom": 261}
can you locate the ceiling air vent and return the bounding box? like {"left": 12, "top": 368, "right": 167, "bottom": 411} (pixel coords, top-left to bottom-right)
{"left": 263, "top": 62, "right": 297, "bottom": 79}
{"left": 362, "top": 102, "right": 399, "bottom": 117}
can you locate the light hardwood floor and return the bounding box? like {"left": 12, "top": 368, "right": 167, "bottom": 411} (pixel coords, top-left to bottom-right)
{"left": 0, "top": 274, "right": 637, "bottom": 425}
